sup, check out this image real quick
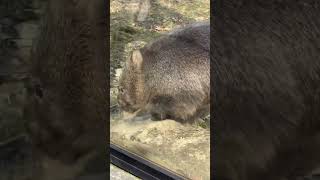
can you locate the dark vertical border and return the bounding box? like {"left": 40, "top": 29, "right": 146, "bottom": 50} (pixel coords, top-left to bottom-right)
{"left": 80, "top": 0, "right": 110, "bottom": 178}
{"left": 210, "top": 0, "right": 215, "bottom": 179}
{"left": 105, "top": 0, "right": 111, "bottom": 177}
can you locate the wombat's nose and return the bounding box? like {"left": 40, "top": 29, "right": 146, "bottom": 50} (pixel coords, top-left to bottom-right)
{"left": 117, "top": 97, "right": 127, "bottom": 109}
{"left": 117, "top": 98, "right": 134, "bottom": 112}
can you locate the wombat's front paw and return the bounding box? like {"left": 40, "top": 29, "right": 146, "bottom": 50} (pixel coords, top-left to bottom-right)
{"left": 130, "top": 114, "right": 152, "bottom": 122}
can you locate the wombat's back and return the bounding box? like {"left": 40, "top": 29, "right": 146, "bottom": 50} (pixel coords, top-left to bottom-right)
{"left": 140, "top": 22, "right": 210, "bottom": 122}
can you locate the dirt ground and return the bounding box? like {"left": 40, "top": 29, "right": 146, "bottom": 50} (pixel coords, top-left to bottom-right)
{"left": 111, "top": 112, "right": 210, "bottom": 179}
{"left": 110, "top": 0, "right": 210, "bottom": 179}
{"left": 110, "top": 164, "right": 140, "bottom": 180}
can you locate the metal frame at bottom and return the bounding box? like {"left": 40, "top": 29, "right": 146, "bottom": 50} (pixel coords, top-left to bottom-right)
{"left": 110, "top": 143, "right": 187, "bottom": 180}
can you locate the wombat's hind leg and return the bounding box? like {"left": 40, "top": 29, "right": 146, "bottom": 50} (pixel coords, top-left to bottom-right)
{"left": 149, "top": 95, "right": 201, "bottom": 123}
{"left": 149, "top": 95, "right": 177, "bottom": 121}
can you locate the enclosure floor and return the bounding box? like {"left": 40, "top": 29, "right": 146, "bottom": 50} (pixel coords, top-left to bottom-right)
{"left": 110, "top": 164, "right": 140, "bottom": 180}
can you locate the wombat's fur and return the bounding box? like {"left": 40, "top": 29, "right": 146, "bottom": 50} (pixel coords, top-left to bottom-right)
{"left": 213, "top": 0, "right": 320, "bottom": 180}
{"left": 118, "top": 22, "right": 210, "bottom": 123}
{"left": 23, "top": 0, "right": 108, "bottom": 179}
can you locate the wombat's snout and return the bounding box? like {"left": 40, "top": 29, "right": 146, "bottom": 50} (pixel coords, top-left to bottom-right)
{"left": 117, "top": 94, "right": 136, "bottom": 113}
{"left": 117, "top": 96, "right": 128, "bottom": 110}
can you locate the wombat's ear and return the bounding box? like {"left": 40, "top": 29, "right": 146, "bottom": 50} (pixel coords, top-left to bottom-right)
{"left": 131, "top": 50, "right": 143, "bottom": 69}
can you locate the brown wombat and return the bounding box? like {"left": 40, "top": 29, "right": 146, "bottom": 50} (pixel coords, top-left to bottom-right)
{"left": 118, "top": 22, "right": 210, "bottom": 123}
{"left": 23, "top": 0, "right": 108, "bottom": 179}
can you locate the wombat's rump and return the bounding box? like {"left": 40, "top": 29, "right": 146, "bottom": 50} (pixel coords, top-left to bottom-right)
{"left": 118, "top": 22, "right": 210, "bottom": 123}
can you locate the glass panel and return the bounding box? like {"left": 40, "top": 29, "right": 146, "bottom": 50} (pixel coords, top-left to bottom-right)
{"left": 110, "top": 0, "right": 210, "bottom": 179}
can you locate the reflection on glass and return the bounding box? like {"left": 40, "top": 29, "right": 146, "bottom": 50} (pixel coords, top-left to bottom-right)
{"left": 110, "top": 0, "right": 210, "bottom": 179}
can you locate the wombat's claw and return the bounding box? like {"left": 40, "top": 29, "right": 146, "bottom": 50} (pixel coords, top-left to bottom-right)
{"left": 130, "top": 114, "right": 152, "bottom": 122}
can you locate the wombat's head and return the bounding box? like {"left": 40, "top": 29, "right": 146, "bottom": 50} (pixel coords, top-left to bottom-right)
{"left": 118, "top": 50, "right": 145, "bottom": 113}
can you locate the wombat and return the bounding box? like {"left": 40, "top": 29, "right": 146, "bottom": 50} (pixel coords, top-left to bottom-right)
{"left": 118, "top": 22, "right": 210, "bottom": 123}
{"left": 213, "top": 0, "right": 320, "bottom": 180}
{"left": 23, "top": 0, "right": 108, "bottom": 179}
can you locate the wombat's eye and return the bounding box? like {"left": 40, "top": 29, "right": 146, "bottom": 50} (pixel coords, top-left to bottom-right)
{"left": 119, "top": 87, "right": 124, "bottom": 94}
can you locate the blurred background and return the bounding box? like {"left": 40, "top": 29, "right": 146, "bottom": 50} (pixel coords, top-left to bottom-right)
{"left": 0, "top": 0, "right": 46, "bottom": 179}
